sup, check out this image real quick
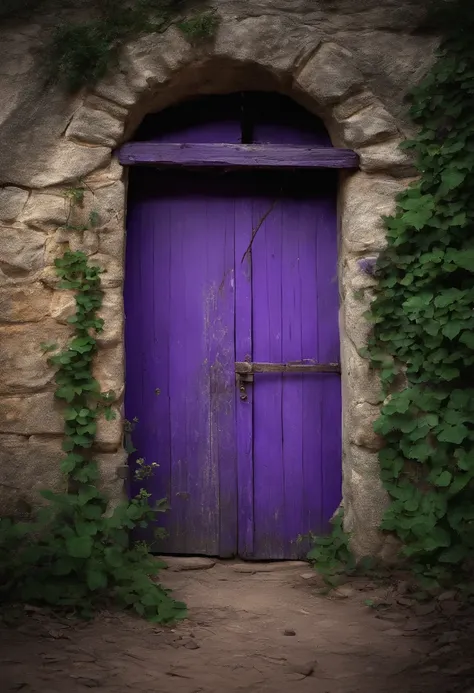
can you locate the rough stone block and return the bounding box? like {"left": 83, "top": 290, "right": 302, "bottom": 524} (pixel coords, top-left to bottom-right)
{"left": 20, "top": 193, "right": 68, "bottom": 230}
{"left": 96, "top": 406, "right": 123, "bottom": 451}
{"left": 0, "top": 320, "right": 70, "bottom": 394}
{"left": 161, "top": 556, "right": 216, "bottom": 571}
{"left": 296, "top": 43, "right": 364, "bottom": 106}
{"left": 5, "top": 140, "right": 112, "bottom": 189}
{"left": 0, "top": 392, "right": 63, "bottom": 434}
{"left": 85, "top": 158, "right": 124, "bottom": 186}
{"left": 65, "top": 106, "right": 125, "bottom": 147}
{"left": 0, "top": 283, "right": 52, "bottom": 323}
{"left": 98, "top": 223, "right": 125, "bottom": 259}
{"left": 93, "top": 71, "right": 139, "bottom": 108}
{"left": 49, "top": 290, "right": 75, "bottom": 324}
{"left": 0, "top": 186, "right": 28, "bottom": 222}
{"left": 358, "top": 138, "right": 417, "bottom": 177}
{"left": 0, "top": 226, "right": 45, "bottom": 283}
{"left": 343, "top": 256, "right": 379, "bottom": 293}
{"left": 89, "top": 253, "right": 124, "bottom": 288}
{"left": 99, "top": 448, "right": 127, "bottom": 505}
{"left": 0, "top": 434, "right": 66, "bottom": 516}
{"left": 343, "top": 465, "right": 389, "bottom": 559}
{"left": 332, "top": 91, "right": 375, "bottom": 120}
{"left": 121, "top": 28, "right": 188, "bottom": 93}
{"left": 341, "top": 172, "right": 410, "bottom": 253}
{"left": 215, "top": 16, "right": 319, "bottom": 75}
{"left": 84, "top": 95, "right": 128, "bottom": 122}
{"left": 96, "top": 288, "right": 124, "bottom": 348}
{"left": 341, "top": 102, "right": 399, "bottom": 148}
{"left": 341, "top": 288, "right": 374, "bottom": 354}
{"left": 68, "top": 230, "right": 100, "bottom": 256}
{"left": 93, "top": 343, "right": 125, "bottom": 402}
{"left": 347, "top": 403, "right": 384, "bottom": 451}
{"left": 341, "top": 339, "right": 382, "bottom": 407}
{"left": 75, "top": 180, "right": 125, "bottom": 229}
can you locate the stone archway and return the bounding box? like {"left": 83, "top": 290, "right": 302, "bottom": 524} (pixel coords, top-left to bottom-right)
{"left": 0, "top": 16, "right": 427, "bottom": 558}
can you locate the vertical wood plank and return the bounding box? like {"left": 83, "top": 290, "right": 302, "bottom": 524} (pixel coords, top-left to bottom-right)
{"left": 316, "top": 195, "right": 342, "bottom": 528}
{"left": 298, "top": 196, "right": 324, "bottom": 545}
{"left": 207, "top": 192, "right": 238, "bottom": 558}
{"left": 251, "top": 192, "right": 286, "bottom": 559}
{"left": 280, "top": 197, "right": 305, "bottom": 558}
{"left": 124, "top": 179, "right": 174, "bottom": 547}
{"left": 235, "top": 192, "right": 254, "bottom": 558}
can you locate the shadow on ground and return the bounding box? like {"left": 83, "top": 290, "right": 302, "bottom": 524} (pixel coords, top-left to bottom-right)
{"left": 2, "top": 558, "right": 474, "bottom": 693}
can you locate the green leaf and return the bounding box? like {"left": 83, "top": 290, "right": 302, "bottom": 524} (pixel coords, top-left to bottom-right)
{"left": 434, "top": 288, "right": 466, "bottom": 307}
{"left": 451, "top": 212, "right": 467, "bottom": 226}
{"left": 437, "top": 365, "right": 460, "bottom": 381}
{"left": 104, "top": 406, "right": 117, "bottom": 421}
{"left": 86, "top": 568, "right": 108, "bottom": 591}
{"left": 55, "top": 385, "right": 76, "bottom": 403}
{"left": 104, "top": 547, "right": 125, "bottom": 568}
{"left": 446, "top": 248, "right": 474, "bottom": 271}
{"left": 66, "top": 535, "right": 93, "bottom": 559}
{"left": 442, "top": 321, "right": 462, "bottom": 340}
{"left": 60, "top": 455, "right": 80, "bottom": 474}
{"left": 448, "top": 473, "right": 473, "bottom": 495}
{"left": 81, "top": 504, "right": 104, "bottom": 520}
{"left": 437, "top": 423, "right": 469, "bottom": 444}
{"left": 74, "top": 521, "right": 99, "bottom": 536}
{"left": 438, "top": 168, "right": 466, "bottom": 196}
{"left": 430, "top": 470, "right": 452, "bottom": 487}
{"left": 459, "top": 331, "right": 474, "bottom": 348}
{"left": 422, "top": 526, "right": 451, "bottom": 551}
{"left": 438, "top": 545, "right": 468, "bottom": 564}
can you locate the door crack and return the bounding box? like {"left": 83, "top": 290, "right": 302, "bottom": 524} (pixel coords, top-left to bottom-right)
{"left": 241, "top": 199, "right": 279, "bottom": 264}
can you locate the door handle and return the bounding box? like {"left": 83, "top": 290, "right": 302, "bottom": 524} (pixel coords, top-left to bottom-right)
{"left": 235, "top": 361, "right": 340, "bottom": 400}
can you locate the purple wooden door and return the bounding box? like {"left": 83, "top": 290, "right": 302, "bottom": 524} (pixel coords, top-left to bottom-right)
{"left": 125, "top": 169, "right": 341, "bottom": 559}
{"left": 124, "top": 95, "right": 341, "bottom": 559}
{"left": 234, "top": 172, "right": 341, "bottom": 560}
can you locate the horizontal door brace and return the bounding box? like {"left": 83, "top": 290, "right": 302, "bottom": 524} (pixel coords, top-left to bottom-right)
{"left": 235, "top": 361, "right": 341, "bottom": 375}
{"left": 117, "top": 142, "right": 359, "bottom": 170}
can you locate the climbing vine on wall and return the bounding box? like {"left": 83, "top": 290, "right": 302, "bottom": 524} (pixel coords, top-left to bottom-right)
{"left": 366, "top": 0, "right": 474, "bottom": 591}
{"left": 305, "top": 0, "right": 474, "bottom": 593}
{"left": 0, "top": 0, "right": 218, "bottom": 91}
{"left": 0, "top": 197, "right": 185, "bottom": 620}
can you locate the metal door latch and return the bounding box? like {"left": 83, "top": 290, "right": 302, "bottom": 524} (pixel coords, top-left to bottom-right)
{"left": 236, "top": 364, "right": 253, "bottom": 400}
{"left": 235, "top": 360, "right": 340, "bottom": 401}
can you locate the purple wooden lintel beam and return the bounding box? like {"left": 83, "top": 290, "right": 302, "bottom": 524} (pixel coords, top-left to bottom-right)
{"left": 117, "top": 142, "right": 359, "bottom": 170}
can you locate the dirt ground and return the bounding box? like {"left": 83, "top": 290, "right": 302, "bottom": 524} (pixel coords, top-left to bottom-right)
{"left": 2, "top": 558, "right": 473, "bottom": 693}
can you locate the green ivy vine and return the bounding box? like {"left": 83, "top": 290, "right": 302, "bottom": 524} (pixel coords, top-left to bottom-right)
{"left": 307, "top": 0, "right": 474, "bottom": 594}
{"left": 367, "top": 6, "right": 474, "bottom": 592}
{"left": 0, "top": 198, "right": 185, "bottom": 621}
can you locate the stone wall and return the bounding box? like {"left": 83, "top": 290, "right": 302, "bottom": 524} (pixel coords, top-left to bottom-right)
{"left": 0, "top": 1, "right": 439, "bottom": 556}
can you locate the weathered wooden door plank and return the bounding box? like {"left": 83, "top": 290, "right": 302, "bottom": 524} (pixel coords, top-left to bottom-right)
{"left": 118, "top": 142, "right": 359, "bottom": 169}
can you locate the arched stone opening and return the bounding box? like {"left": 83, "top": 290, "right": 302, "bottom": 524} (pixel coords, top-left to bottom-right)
{"left": 0, "top": 22, "right": 421, "bottom": 558}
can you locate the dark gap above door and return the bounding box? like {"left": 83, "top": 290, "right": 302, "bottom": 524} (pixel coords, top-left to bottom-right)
{"left": 132, "top": 92, "right": 330, "bottom": 146}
